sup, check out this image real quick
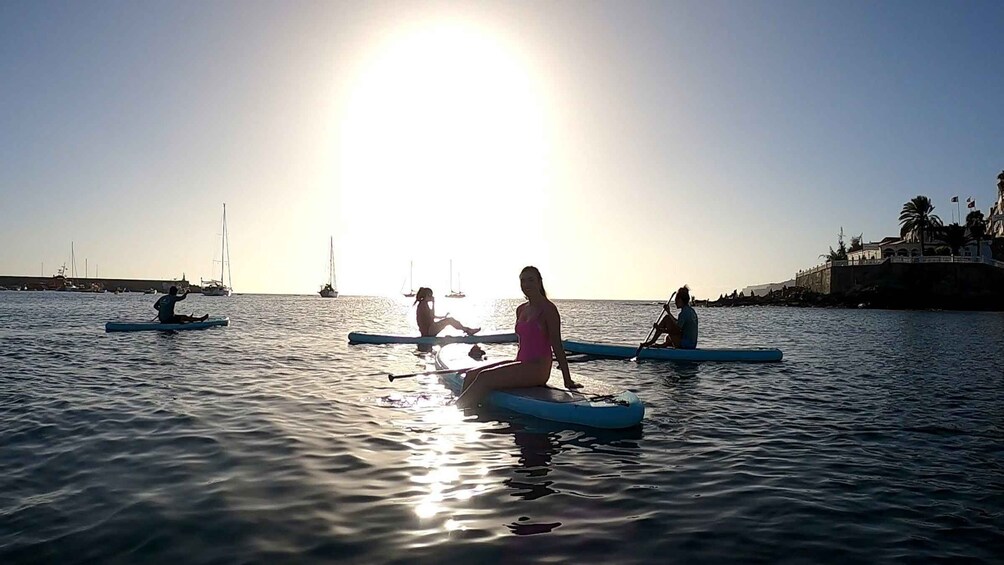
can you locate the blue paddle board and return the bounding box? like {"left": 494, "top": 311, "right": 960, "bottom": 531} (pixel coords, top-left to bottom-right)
{"left": 563, "top": 339, "right": 783, "bottom": 362}
{"left": 435, "top": 344, "right": 644, "bottom": 429}
{"left": 348, "top": 332, "right": 517, "bottom": 345}
{"left": 105, "top": 318, "right": 230, "bottom": 332}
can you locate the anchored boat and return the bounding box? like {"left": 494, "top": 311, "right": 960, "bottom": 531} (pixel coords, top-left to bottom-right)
{"left": 319, "top": 236, "right": 338, "bottom": 298}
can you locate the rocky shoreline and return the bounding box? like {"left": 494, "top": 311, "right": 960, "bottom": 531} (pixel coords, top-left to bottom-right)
{"left": 697, "top": 286, "right": 1004, "bottom": 311}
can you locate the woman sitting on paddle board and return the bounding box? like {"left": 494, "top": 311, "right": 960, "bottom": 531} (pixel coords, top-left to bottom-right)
{"left": 415, "top": 287, "right": 480, "bottom": 337}
{"left": 455, "top": 266, "right": 581, "bottom": 409}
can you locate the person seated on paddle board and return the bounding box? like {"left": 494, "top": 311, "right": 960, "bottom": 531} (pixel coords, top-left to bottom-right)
{"left": 414, "top": 287, "right": 480, "bottom": 337}
{"left": 641, "top": 285, "right": 698, "bottom": 349}
{"left": 154, "top": 286, "right": 208, "bottom": 324}
{"left": 454, "top": 266, "right": 581, "bottom": 409}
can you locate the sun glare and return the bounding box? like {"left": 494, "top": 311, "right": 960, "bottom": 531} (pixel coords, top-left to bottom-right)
{"left": 338, "top": 22, "right": 551, "bottom": 295}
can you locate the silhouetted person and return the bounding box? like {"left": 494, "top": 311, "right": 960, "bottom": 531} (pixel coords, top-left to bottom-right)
{"left": 414, "top": 287, "right": 479, "bottom": 337}
{"left": 640, "top": 285, "right": 699, "bottom": 349}
{"left": 155, "top": 286, "right": 207, "bottom": 324}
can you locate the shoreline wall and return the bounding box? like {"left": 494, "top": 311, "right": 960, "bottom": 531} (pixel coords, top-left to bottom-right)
{"left": 0, "top": 276, "right": 190, "bottom": 293}
{"left": 795, "top": 261, "right": 1004, "bottom": 299}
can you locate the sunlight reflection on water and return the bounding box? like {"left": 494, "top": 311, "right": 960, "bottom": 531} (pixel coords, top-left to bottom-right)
{"left": 1, "top": 293, "right": 1003, "bottom": 563}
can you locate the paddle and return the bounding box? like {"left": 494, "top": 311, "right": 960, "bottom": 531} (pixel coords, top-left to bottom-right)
{"left": 384, "top": 352, "right": 591, "bottom": 382}
{"left": 631, "top": 291, "right": 676, "bottom": 362}
{"left": 384, "top": 368, "right": 464, "bottom": 382}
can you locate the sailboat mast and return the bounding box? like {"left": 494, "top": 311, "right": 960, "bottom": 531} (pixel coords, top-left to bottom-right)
{"left": 329, "top": 236, "right": 335, "bottom": 288}
{"left": 220, "top": 204, "right": 227, "bottom": 285}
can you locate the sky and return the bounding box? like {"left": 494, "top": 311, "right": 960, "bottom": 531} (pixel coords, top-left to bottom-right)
{"left": 1, "top": 0, "right": 1002, "bottom": 299}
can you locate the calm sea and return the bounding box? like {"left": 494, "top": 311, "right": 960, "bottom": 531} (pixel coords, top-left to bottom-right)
{"left": 2, "top": 292, "right": 1003, "bottom": 564}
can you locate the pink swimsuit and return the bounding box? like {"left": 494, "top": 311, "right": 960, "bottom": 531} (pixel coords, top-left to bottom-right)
{"left": 515, "top": 309, "right": 551, "bottom": 362}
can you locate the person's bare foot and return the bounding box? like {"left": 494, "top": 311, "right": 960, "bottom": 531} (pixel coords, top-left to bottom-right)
{"left": 199, "top": 314, "right": 209, "bottom": 322}
{"left": 465, "top": 327, "right": 481, "bottom": 336}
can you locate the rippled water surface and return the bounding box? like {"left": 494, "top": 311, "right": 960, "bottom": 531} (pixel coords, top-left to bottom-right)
{"left": 2, "top": 292, "right": 1003, "bottom": 563}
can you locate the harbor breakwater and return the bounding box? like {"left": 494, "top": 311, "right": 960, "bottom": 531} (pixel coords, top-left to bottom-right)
{"left": 0, "top": 275, "right": 190, "bottom": 293}
{"left": 702, "top": 259, "right": 1004, "bottom": 311}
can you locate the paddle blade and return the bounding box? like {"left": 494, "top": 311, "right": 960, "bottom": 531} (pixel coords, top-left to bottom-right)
{"left": 630, "top": 342, "right": 647, "bottom": 363}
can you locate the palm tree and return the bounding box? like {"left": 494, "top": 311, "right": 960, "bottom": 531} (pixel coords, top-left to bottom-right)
{"left": 937, "top": 223, "right": 971, "bottom": 256}
{"left": 966, "top": 210, "right": 987, "bottom": 259}
{"left": 899, "top": 196, "right": 943, "bottom": 256}
{"left": 848, "top": 234, "right": 864, "bottom": 253}
{"left": 820, "top": 245, "right": 846, "bottom": 262}
{"left": 819, "top": 228, "right": 843, "bottom": 262}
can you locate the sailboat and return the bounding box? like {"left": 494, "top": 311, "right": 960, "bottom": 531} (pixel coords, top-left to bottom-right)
{"left": 446, "top": 259, "right": 466, "bottom": 298}
{"left": 402, "top": 260, "right": 415, "bottom": 298}
{"left": 319, "top": 236, "right": 338, "bottom": 298}
{"left": 202, "top": 203, "right": 232, "bottom": 296}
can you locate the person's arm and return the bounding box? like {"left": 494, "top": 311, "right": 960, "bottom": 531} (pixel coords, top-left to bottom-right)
{"left": 178, "top": 292, "right": 188, "bottom": 302}
{"left": 545, "top": 303, "right": 581, "bottom": 389}
{"left": 661, "top": 303, "right": 680, "bottom": 327}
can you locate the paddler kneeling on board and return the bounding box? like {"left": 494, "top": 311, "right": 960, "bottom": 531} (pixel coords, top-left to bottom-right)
{"left": 154, "top": 286, "right": 209, "bottom": 324}
{"left": 641, "top": 285, "right": 699, "bottom": 349}
{"left": 415, "top": 287, "right": 480, "bottom": 337}
{"left": 455, "top": 266, "right": 581, "bottom": 409}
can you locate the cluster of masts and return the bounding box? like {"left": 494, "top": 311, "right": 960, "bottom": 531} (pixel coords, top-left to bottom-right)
{"left": 396, "top": 259, "right": 465, "bottom": 300}
{"left": 47, "top": 204, "right": 235, "bottom": 297}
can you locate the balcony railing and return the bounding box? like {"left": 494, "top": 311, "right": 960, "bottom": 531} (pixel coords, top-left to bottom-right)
{"left": 797, "top": 255, "right": 1004, "bottom": 276}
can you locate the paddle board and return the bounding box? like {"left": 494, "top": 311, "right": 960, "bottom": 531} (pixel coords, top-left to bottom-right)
{"left": 563, "top": 339, "right": 783, "bottom": 362}
{"left": 348, "top": 332, "right": 517, "bottom": 345}
{"left": 435, "top": 344, "right": 644, "bottom": 429}
{"left": 105, "top": 318, "right": 230, "bottom": 332}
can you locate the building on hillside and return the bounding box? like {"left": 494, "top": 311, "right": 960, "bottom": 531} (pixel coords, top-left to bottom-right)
{"left": 989, "top": 170, "right": 1004, "bottom": 238}
{"left": 847, "top": 234, "right": 991, "bottom": 261}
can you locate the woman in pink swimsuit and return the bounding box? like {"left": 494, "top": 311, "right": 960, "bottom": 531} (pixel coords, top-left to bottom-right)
{"left": 455, "top": 266, "right": 581, "bottom": 409}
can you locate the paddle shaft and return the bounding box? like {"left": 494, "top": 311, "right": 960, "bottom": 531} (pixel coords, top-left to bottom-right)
{"left": 386, "top": 368, "right": 463, "bottom": 382}
{"left": 633, "top": 291, "right": 676, "bottom": 360}
{"left": 386, "top": 352, "right": 592, "bottom": 382}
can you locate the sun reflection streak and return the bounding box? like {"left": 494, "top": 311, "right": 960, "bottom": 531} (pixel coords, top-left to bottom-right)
{"left": 408, "top": 394, "right": 495, "bottom": 526}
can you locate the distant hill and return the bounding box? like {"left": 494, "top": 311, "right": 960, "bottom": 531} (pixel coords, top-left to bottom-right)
{"left": 741, "top": 279, "right": 796, "bottom": 296}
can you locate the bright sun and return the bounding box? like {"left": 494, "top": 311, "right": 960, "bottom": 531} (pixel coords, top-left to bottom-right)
{"left": 337, "top": 21, "right": 552, "bottom": 294}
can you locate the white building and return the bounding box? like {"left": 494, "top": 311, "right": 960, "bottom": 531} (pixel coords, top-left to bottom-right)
{"left": 989, "top": 171, "right": 1004, "bottom": 238}
{"left": 847, "top": 235, "right": 991, "bottom": 261}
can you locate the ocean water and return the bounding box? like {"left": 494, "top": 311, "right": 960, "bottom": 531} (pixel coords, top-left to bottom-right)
{"left": 2, "top": 292, "right": 1003, "bottom": 564}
